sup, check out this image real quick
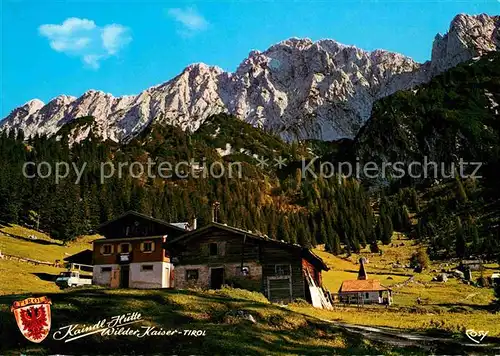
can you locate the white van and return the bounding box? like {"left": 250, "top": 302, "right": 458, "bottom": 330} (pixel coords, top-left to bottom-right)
{"left": 492, "top": 273, "right": 500, "bottom": 287}
{"left": 55, "top": 271, "right": 92, "bottom": 288}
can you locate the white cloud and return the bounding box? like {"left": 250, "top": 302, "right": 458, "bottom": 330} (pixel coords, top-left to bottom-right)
{"left": 102, "top": 24, "right": 131, "bottom": 55}
{"left": 50, "top": 37, "right": 92, "bottom": 52}
{"left": 83, "top": 54, "right": 104, "bottom": 70}
{"left": 39, "top": 18, "right": 96, "bottom": 37}
{"left": 167, "top": 7, "right": 209, "bottom": 35}
{"left": 39, "top": 17, "right": 132, "bottom": 69}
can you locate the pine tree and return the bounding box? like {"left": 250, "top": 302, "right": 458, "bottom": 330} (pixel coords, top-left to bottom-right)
{"left": 455, "top": 176, "right": 468, "bottom": 204}
{"left": 379, "top": 212, "right": 393, "bottom": 245}
{"left": 370, "top": 241, "right": 380, "bottom": 253}
{"left": 0, "top": 114, "right": 383, "bottom": 254}
{"left": 470, "top": 223, "right": 480, "bottom": 254}
{"left": 401, "top": 205, "right": 412, "bottom": 232}
{"left": 410, "top": 188, "right": 419, "bottom": 212}
{"left": 455, "top": 216, "right": 466, "bottom": 258}
{"left": 411, "top": 248, "right": 430, "bottom": 269}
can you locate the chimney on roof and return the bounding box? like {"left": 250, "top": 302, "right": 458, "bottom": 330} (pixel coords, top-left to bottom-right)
{"left": 212, "top": 201, "right": 220, "bottom": 223}
{"left": 358, "top": 257, "right": 368, "bottom": 280}
{"left": 184, "top": 217, "right": 197, "bottom": 231}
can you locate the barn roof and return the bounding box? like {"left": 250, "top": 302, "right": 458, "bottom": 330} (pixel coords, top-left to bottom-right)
{"left": 63, "top": 249, "right": 93, "bottom": 265}
{"left": 167, "top": 222, "right": 329, "bottom": 271}
{"left": 97, "top": 210, "right": 188, "bottom": 233}
{"left": 338, "top": 279, "right": 390, "bottom": 293}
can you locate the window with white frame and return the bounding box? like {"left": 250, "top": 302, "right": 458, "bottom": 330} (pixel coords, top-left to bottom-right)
{"left": 119, "top": 243, "right": 131, "bottom": 253}
{"left": 141, "top": 241, "right": 155, "bottom": 253}
{"left": 101, "top": 244, "right": 113, "bottom": 255}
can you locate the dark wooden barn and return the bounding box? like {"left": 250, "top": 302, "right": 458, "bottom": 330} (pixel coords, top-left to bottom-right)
{"left": 166, "top": 223, "right": 329, "bottom": 304}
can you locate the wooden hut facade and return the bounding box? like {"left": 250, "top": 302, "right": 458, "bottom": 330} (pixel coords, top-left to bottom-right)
{"left": 166, "top": 223, "right": 329, "bottom": 304}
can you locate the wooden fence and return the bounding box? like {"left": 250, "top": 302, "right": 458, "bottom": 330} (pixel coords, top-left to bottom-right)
{"left": 0, "top": 251, "right": 57, "bottom": 267}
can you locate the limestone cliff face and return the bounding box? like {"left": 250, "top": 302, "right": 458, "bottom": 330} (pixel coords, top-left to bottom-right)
{"left": 2, "top": 14, "right": 498, "bottom": 143}
{"left": 429, "top": 14, "right": 499, "bottom": 76}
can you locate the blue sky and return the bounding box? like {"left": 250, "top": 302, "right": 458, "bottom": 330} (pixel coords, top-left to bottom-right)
{"left": 1, "top": 0, "right": 499, "bottom": 117}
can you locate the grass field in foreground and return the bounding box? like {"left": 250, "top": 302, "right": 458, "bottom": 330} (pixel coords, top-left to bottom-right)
{"left": 0, "top": 288, "right": 426, "bottom": 356}
{"left": 293, "top": 303, "right": 500, "bottom": 337}
{"left": 1, "top": 224, "right": 499, "bottom": 349}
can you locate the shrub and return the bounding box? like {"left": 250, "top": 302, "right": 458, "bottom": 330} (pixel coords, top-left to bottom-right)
{"left": 494, "top": 282, "right": 500, "bottom": 307}
{"left": 410, "top": 248, "right": 430, "bottom": 269}
{"left": 291, "top": 298, "right": 310, "bottom": 307}
{"left": 212, "top": 285, "right": 269, "bottom": 303}
{"left": 370, "top": 241, "right": 380, "bottom": 253}
{"left": 477, "top": 276, "right": 490, "bottom": 288}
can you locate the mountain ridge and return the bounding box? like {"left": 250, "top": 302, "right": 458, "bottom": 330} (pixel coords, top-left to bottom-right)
{"left": 2, "top": 13, "right": 499, "bottom": 144}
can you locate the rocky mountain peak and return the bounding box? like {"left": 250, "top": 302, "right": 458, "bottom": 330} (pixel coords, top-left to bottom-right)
{"left": 183, "top": 62, "right": 223, "bottom": 74}
{"left": 82, "top": 89, "right": 110, "bottom": 97}
{"left": 276, "top": 37, "right": 315, "bottom": 49}
{"left": 430, "top": 13, "right": 499, "bottom": 75}
{"left": 24, "top": 99, "right": 45, "bottom": 111}
{"left": 1, "top": 13, "right": 498, "bottom": 144}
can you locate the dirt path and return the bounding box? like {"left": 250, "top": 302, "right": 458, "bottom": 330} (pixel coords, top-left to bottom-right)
{"left": 320, "top": 319, "right": 500, "bottom": 351}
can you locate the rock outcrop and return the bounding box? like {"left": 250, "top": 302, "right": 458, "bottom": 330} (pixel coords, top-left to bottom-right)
{"left": 1, "top": 14, "right": 498, "bottom": 143}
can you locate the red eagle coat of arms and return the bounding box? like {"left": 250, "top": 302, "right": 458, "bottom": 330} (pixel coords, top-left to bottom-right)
{"left": 11, "top": 296, "right": 52, "bottom": 343}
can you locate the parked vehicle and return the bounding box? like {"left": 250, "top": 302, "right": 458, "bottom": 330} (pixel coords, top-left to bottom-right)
{"left": 55, "top": 271, "right": 92, "bottom": 288}
{"left": 492, "top": 273, "right": 500, "bottom": 287}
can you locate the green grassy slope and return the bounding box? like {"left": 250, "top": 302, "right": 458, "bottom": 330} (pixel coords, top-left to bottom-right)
{"left": 314, "top": 236, "right": 498, "bottom": 336}
{"left": 0, "top": 288, "right": 422, "bottom": 355}
{"left": 0, "top": 224, "right": 97, "bottom": 262}
{"left": 1, "top": 224, "right": 499, "bottom": 354}
{"left": 0, "top": 224, "right": 98, "bottom": 295}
